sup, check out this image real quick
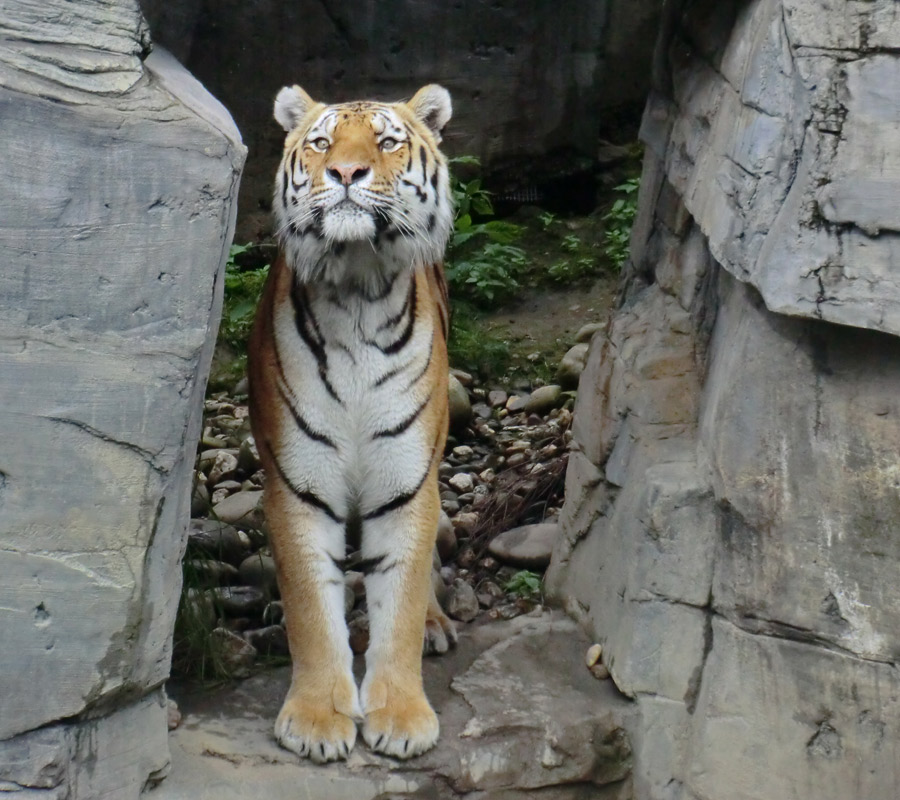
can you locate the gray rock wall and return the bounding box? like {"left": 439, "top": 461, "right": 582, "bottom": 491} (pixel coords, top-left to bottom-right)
{"left": 137, "top": 0, "right": 662, "bottom": 238}
{"left": 547, "top": 1, "right": 900, "bottom": 797}
{"left": 0, "top": 1, "right": 246, "bottom": 794}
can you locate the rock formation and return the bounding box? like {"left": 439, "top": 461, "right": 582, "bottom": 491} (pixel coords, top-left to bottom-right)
{"left": 547, "top": 1, "right": 900, "bottom": 797}
{"left": 0, "top": 0, "right": 245, "bottom": 794}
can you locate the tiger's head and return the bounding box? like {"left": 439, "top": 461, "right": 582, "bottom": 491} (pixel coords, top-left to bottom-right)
{"left": 273, "top": 84, "right": 454, "bottom": 284}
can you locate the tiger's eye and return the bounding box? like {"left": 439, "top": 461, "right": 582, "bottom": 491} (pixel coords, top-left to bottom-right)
{"left": 380, "top": 137, "right": 400, "bottom": 151}
{"left": 310, "top": 137, "right": 329, "bottom": 151}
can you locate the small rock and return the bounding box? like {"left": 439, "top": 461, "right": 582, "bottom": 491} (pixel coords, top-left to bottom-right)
{"left": 506, "top": 452, "right": 527, "bottom": 468}
{"left": 488, "top": 389, "right": 508, "bottom": 408}
{"left": 448, "top": 373, "right": 472, "bottom": 431}
{"left": 448, "top": 472, "right": 475, "bottom": 493}
{"left": 449, "top": 368, "right": 474, "bottom": 387}
{"left": 440, "top": 565, "right": 456, "bottom": 584}
{"left": 574, "top": 321, "right": 606, "bottom": 343}
{"left": 488, "top": 522, "right": 560, "bottom": 569}
{"left": 451, "top": 512, "right": 479, "bottom": 535}
{"left": 210, "top": 627, "right": 257, "bottom": 678}
{"left": 244, "top": 625, "right": 290, "bottom": 656}
{"left": 207, "top": 450, "right": 239, "bottom": 486}
{"left": 238, "top": 554, "right": 279, "bottom": 595}
{"left": 585, "top": 643, "right": 603, "bottom": 669}
{"left": 445, "top": 579, "right": 479, "bottom": 622}
{"left": 183, "top": 558, "right": 239, "bottom": 587}
{"left": 436, "top": 511, "right": 458, "bottom": 561}
{"left": 456, "top": 548, "right": 477, "bottom": 569}
{"left": 211, "top": 489, "right": 265, "bottom": 531}
{"left": 166, "top": 698, "right": 181, "bottom": 731}
{"left": 348, "top": 611, "right": 370, "bottom": 654}
{"left": 472, "top": 402, "right": 492, "bottom": 420}
{"left": 506, "top": 395, "right": 528, "bottom": 413}
{"left": 191, "top": 482, "right": 210, "bottom": 517}
{"left": 213, "top": 585, "right": 267, "bottom": 616}
{"left": 590, "top": 663, "right": 611, "bottom": 680}
{"left": 345, "top": 570, "right": 366, "bottom": 601}
{"left": 441, "top": 498, "right": 461, "bottom": 515}
{"left": 523, "top": 385, "right": 563, "bottom": 415}
{"left": 344, "top": 583, "right": 356, "bottom": 616}
{"left": 262, "top": 601, "right": 283, "bottom": 626}
{"left": 452, "top": 445, "right": 475, "bottom": 460}
{"left": 237, "top": 435, "right": 261, "bottom": 474}
{"left": 187, "top": 519, "right": 251, "bottom": 565}
{"left": 556, "top": 343, "right": 590, "bottom": 389}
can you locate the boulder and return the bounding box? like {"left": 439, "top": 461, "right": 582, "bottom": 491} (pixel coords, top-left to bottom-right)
{"left": 0, "top": 0, "right": 245, "bottom": 789}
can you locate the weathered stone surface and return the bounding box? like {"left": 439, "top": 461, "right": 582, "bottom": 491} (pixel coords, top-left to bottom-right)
{"left": 550, "top": 2, "right": 900, "bottom": 795}
{"left": 0, "top": 0, "right": 245, "bottom": 787}
{"left": 152, "top": 613, "right": 635, "bottom": 799}
{"left": 488, "top": 523, "right": 560, "bottom": 570}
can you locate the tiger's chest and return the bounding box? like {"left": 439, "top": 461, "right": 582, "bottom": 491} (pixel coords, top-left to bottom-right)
{"left": 269, "top": 265, "right": 440, "bottom": 504}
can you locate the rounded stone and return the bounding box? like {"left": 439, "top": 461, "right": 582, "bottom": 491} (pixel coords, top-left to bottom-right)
{"left": 523, "top": 385, "right": 564, "bottom": 415}
{"left": 487, "top": 523, "right": 560, "bottom": 569}
{"left": 556, "top": 343, "right": 590, "bottom": 389}
{"left": 436, "top": 510, "right": 458, "bottom": 561}
{"left": 445, "top": 579, "right": 480, "bottom": 622}
{"left": 238, "top": 554, "right": 278, "bottom": 595}
{"left": 574, "top": 321, "right": 606, "bottom": 343}
{"left": 213, "top": 585, "right": 267, "bottom": 616}
{"left": 187, "top": 519, "right": 251, "bottom": 566}
{"left": 211, "top": 489, "right": 265, "bottom": 531}
{"left": 448, "top": 373, "right": 472, "bottom": 431}
{"left": 243, "top": 625, "right": 289, "bottom": 656}
{"left": 448, "top": 472, "right": 475, "bottom": 493}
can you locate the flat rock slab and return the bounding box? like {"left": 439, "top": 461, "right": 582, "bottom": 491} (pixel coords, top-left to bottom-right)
{"left": 150, "top": 612, "right": 633, "bottom": 800}
{"left": 488, "top": 523, "right": 561, "bottom": 569}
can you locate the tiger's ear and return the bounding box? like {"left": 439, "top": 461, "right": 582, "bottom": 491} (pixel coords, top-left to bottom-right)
{"left": 274, "top": 85, "right": 317, "bottom": 132}
{"left": 408, "top": 84, "right": 452, "bottom": 142}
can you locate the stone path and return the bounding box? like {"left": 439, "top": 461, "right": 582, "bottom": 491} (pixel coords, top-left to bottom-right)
{"left": 150, "top": 612, "right": 634, "bottom": 800}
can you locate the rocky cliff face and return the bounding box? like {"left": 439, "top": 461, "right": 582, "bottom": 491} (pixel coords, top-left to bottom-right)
{"left": 0, "top": 1, "right": 245, "bottom": 794}
{"left": 137, "top": 0, "right": 662, "bottom": 237}
{"left": 547, "top": 1, "right": 900, "bottom": 797}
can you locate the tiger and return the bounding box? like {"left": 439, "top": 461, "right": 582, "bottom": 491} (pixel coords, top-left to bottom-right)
{"left": 247, "top": 83, "right": 457, "bottom": 763}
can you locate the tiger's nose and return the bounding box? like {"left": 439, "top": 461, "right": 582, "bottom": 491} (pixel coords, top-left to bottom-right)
{"left": 327, "top": 164, "right": 370, "bottom": 186}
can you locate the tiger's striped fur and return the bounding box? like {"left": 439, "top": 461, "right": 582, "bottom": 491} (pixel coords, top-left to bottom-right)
{"left": 248, "top": 84, "right": 456, "bottom": 762}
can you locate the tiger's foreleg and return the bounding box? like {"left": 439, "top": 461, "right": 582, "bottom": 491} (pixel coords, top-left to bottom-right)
{"left": 264, "top": 481, "right": 361, "bottom": 762}
{"left": 358, "top": 471, "right": 441, "bottom": 758}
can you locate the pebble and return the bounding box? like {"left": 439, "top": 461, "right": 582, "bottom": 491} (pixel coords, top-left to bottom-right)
{"left": 448, "top": 373, "right": 472, "bottom": 431}
{"left": 167, "top": 698, "right": 182, "bottom": 731}
{"left": 184, "top": 558, "right": 239, "bottom": 587}
{"left": 211, "top": 489, "right": 265, "bottom": 530}
{"left": 445, "top": 579, "right": 479, "bottom": 622}
{"left": 487, "top": 523, "right": 560, "bottom": 569}
{"left": 556, "top": 343, "right": 590, "bottom": 389}
{"left": 238, "top": 554, "right": 278, "bottom": 595}
{"left": 187, "top": 519, "right": 251, "bottom": 566}
{"left": 213, "top": 586, "right": 267, "bottom": 616}
{"left": 348, "top": 611, "right": 370, "bottom": 654}
{"left": 506, "top": 395, "right": 528, "bottom": 412}
{"left": 436, "top": 511, "right": 458, "bottom": 561}
{"left": 207, "top": 450, "right": 239, "bottom": 485}
{"left": 344, "top": 570, "right": 366, "bottom": 601}
{"left": 585, "top": 643, "right": 603, "bottom": 668}
{"left": 523, "top": 385, "right": 563, "bottom": 415}
{"left": 243, "top": 625, "right": 289, "bottom": 656}
{"left": 210, "top": 627, "right": 257, "bottom": 678}
{"left": 452, "top": 445, "right": 474, "bottom": 459}
{"left": 441, "top": 498, "right": 461, "bottom": 515}
{"left": 590, "top": 663, "right": 611, "bottom": 680}
{"left": 237, "top": 435, "right": 261, "bottom": 474}
{"left": 191, "top": 483, "right": 210, "bottom": 517}
{"left": 488, "top": 389, "right": 508, "bottom": 408}
{"left": 472, "top": 402, "right": 492, "bottom": 420}
{"left": 451, "top": 512, "right": 479, "bottom": 534}
{"left": 574, "top": 321, "right": 606, "bottom": 343}
{"left": 449, "top": 471, "right": 474, "bottom": 492}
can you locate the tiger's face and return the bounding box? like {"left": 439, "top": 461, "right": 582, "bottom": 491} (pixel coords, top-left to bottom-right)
{"left": 273, "top": 84, "right": 454, "bottom": 283}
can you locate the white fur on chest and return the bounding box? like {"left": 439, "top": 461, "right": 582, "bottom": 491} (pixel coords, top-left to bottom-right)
{"left": 271, "top": 264, "right": 434, "bottom": 517}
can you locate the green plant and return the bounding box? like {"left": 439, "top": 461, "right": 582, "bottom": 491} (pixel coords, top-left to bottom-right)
{"left": 547, "top": 256, "right": 597, "bottom": 283}
{"left": 221, "top": 244, "right": 269, "bottom": 351}
{"left": 537, "top": 211, "right": 557, "bottom": 230}
{"left": 602, "top": 177, "right": 640, "bottom": 270}
{"left": 446, "top": 157, "right": 527, "bottom": 306}
{"left": 503, "top": 569, "right": 543, "bottom": 600}
{"left": 561, "top": 233, "right": 581, "bottom": 253}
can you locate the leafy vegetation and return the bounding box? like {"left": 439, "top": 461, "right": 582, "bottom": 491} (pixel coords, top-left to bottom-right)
{"left": 503, "top": 569, "right": 543, "bottom": 601}
{"left": 601, "top": 177, "right": 640, "bottom": 270}
{"left": 221, "top": 244, "right": 268, "bottom": 351}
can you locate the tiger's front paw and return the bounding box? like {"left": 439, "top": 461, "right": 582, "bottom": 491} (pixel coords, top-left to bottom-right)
{"left": 275, "top": 686, "right": 359, "bottom": 763}
{"left": 361, "top": 678, "right": 439, "bottom": 759}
